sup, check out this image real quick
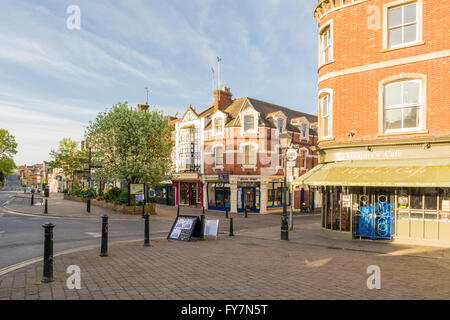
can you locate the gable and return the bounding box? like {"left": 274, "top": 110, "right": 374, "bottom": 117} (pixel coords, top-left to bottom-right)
{"left": 181, "top": 106, "right": 199, "bottom": 122}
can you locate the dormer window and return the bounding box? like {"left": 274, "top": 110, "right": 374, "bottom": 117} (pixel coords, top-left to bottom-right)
{"left": 301, "top": 123, "right": 307, "bottom": 139}
{"left": 214, "top": 117, "right": 223, "bottom": 134}
{"left": 277, "top": 119, "right": 283, "bottom": 133}
{"left": 244, "top": 115, "right": 255, "bottom": 132}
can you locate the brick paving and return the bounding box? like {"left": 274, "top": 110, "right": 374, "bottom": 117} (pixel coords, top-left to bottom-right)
{"left": 2, "top": 195, "right": 450, "bottom": 300}
{"left": 1, "top": 233, "right": 449, "bottom": 300}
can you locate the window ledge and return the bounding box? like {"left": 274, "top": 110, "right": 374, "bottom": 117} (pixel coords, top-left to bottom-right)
{"left": 241, "top": 165, "right": 257, "bottom": 171}
{"left": 377, "top": 130, "right": 429, "bottom": 137}
{"left": 318, "top": 60, "right": 335, "bottom": 72}
{"left": 213, "top": 166, "right": 224, "bottom": 171}
{"left": 381, "top": 41, "right": 425, "bottom": 53}
{"left": 318, "top": 137, "right": 335, "bottom": 143}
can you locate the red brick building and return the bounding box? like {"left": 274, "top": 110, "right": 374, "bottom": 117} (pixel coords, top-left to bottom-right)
{"left": 295, "top": 0, "right": 450, "bottom": 244}
{"left": 202, "top": 88, "right": 318, "bottom": 214}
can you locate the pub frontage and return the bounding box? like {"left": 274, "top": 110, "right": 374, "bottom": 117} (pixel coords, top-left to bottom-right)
{"left": 294, "top": 139, "right": 450, "bottom": 245}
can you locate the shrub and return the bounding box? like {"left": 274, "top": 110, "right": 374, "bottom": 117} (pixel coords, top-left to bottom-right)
{"left": 103, "top": 187, "right": 122, "bottom": 203}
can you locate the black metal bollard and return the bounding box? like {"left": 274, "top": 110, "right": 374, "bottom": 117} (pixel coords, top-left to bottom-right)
{"left": 44, "top": 199, "right": 48, "bottom": 214}
{"left": 142, "top": 204, "right": 145, "bottom": 219}
{"left": 229, "top": 217, "right": 234, "bottom": 236}
{"left": 100, "top": 215, "right": 108, "bottom": 257}
{"left": 144, "top": 213, "right": 150, "bottom": 246}
{"left": 225, "top": 208, "right": 229, "bottom": 219}
{"left": 202, "top": 206, "right": 205, "bottom": 215}
{"left": 31, "top": 194, "right": 34, "bottom": 206}
{"left": 41, "top": 223, "right": 55, "bottom": 283}
{"left": 86, "top": 198, "right": 91, "bottom": 213}
{"left": 200, "top": 213, "right": 205, "bottom": 240}
{"left": 244, "top": 207, "right": 248, "bottom": 218}
{"left": 177, "top": 205, "right": 180, "bottom": 217}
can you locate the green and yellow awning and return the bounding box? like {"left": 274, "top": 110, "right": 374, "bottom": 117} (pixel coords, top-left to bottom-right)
{"left": 292, "top": 159, "right": 450, "bottom": 187}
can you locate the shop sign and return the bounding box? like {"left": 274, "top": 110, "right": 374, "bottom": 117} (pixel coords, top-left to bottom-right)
{"left": 167, "top": 215, "right": 201, "bottom": 241}
{"left": 172, "top": 173, "right": 199, "bottom": 180}
{"left": 335, "top": 150, "right": 404, "bottom": 161}
{"left": 239, "top": 177, "right": 258, "bottom": 182}
{"left": 204, "top": 219, "right": 219, "bottom": 240}
{"left": 130, "top": 183, "right": 144, "bottom": 195}
{"left": 218, "top": 173, "right": 229, "bottom": 180}
{"left": 342, "top": 195, "right": 351, "bottom": 208}
{"left": 398, "top": 197, "right": 409, "bottom": 209}
{"left": 287, "top": 161, "right": 296, "bottom": 167}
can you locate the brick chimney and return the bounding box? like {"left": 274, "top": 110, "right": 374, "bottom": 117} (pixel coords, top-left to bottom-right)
{"left": 214, "top": 87, "right": 232, "bottom": 112}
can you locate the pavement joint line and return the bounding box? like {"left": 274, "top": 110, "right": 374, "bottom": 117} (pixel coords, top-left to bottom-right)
{"left": 0, "top": 204, "right": 157, "bottom": 222}
{"left": 236, "top": 233, "right": 450, "bottom": 261}
{"left": 0, "top": 237, "right": 166, "bottom": 277}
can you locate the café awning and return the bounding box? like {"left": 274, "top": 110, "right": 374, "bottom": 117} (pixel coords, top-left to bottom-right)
{"left": 292, "top": 159, "right": 450, "bottom": 187}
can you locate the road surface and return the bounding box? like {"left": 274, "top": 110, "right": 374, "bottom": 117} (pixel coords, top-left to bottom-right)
{"left": 0, "top": 174, "right": 171, "bottom": 269}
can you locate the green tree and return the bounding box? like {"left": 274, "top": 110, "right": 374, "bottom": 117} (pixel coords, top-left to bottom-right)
{"left": 0, "top": 129, "right": 18, "bottom": 160}
{"left": 48, "top": 138, "right": 85, "bottom": 180}
{"left": 85, "top": 102, "right": 173, "bottom": 198}
{"left": 0, "top": 157, "right": 16, "bottom": 184}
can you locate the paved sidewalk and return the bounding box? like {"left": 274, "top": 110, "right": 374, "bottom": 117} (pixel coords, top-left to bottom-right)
{"left": 1, "top": 235, "right": 449, "bottom": 300}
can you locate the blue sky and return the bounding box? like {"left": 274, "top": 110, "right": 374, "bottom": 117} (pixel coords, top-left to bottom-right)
{"left": 0, "top": 0, "right": 318, "bottom": 165}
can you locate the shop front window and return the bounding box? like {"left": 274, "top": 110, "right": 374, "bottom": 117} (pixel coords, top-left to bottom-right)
{"left": 208, "top": 183, "right": 230, "bottom": 210}
{"left": 424, "top": 188, "right": 437, "bottom": 210}
{"left": 267, "top": 182, "right": 290, "bottom": 207}
{"left": 410, "top": 188, "right": 423, "bottom": 209}
{"left": 180, "top": 184, "right": 189, "bottom": 205}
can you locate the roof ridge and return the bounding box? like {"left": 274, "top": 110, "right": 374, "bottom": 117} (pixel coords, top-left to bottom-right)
{"left": 246, "top": 97, "right": 315, "bottom": 118}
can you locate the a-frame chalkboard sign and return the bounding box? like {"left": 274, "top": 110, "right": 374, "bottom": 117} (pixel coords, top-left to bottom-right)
{"left": 167, "top": 215, "right": 202, "bottom": 241}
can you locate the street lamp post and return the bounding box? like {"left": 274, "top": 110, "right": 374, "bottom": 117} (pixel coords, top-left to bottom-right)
{"left": 79, "top": 146, "right": 102, "bottom": 213}
{"left": 279, "top": 132, "right": 291, "bottom": 241}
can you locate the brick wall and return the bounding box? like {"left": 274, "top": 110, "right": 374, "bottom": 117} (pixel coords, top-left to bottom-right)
{"left": 316, "top": 0, "right": 450, "bottom": 144}
{"left": 204, "top": 127, "right": 317, "bottom": 176}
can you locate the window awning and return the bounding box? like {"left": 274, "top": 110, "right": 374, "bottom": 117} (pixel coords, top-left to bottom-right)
{"left": 292, "top": 159, "right": 450, "bottom": 187}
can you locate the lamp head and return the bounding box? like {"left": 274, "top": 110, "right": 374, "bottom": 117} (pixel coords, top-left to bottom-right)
{"left": 279, "top": 132, "right": 292, "bottom": 149}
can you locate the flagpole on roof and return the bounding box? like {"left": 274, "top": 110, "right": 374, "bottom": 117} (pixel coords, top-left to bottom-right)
{"left": 217, "top": 56, "right": 221, "bottom": 102}
{"left": 211, "top": 67, "right": 215, "bottom": 104}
